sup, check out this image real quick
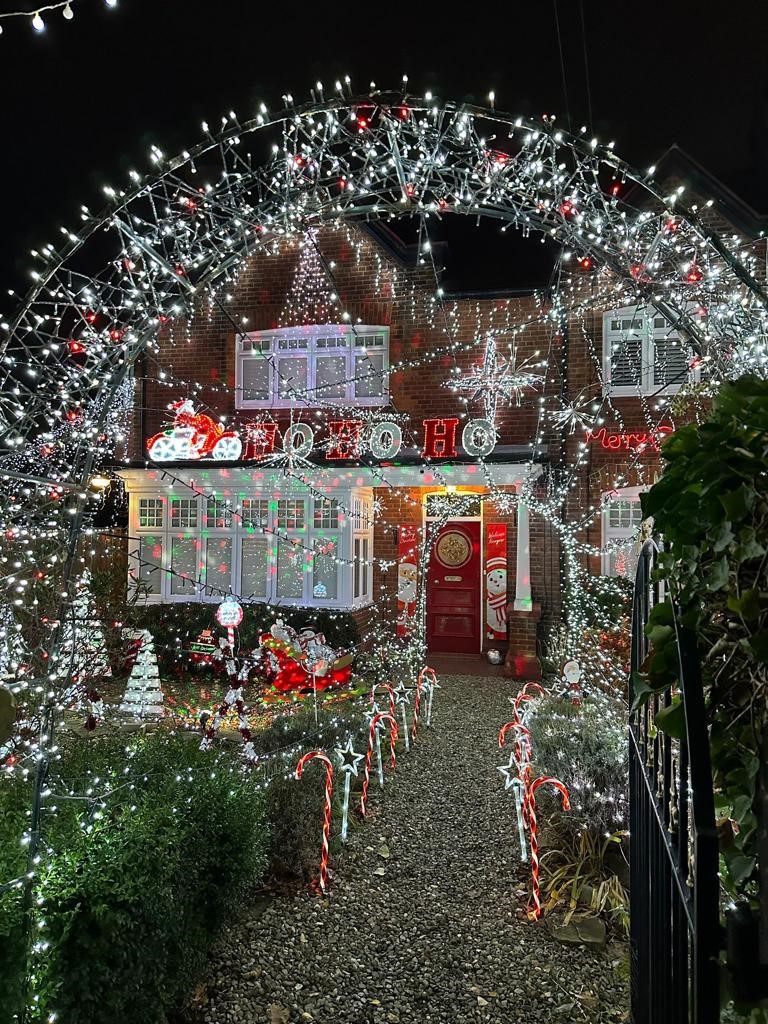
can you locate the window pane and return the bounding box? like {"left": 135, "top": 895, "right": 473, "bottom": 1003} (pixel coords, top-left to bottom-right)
{"left": 313, "top": 536, "right": 338, "bottom": 600}
{"left": 314, "top": 498, "right": 339, "bottom": 529}
{"left": 354, "top": 537, "right": 361, "bottom": 599}
{"left": 277, "top": 498, "right": 305, "bottom": 530}
{"left": 206, "top": 497, "right": 232, "bottom": 529}
{"left": 278, "top": 356, "right": 308, "bottom": 400}
{"left": 170, "top": 497, "right": 198, "bottom": 529}
{"left": 241, "top": 357, "right": 270, "bottom": 402}
{"left": 134, "top": 536, "right": 162, "bottom": 595}
{"left": 277, "top": 540, "right": 304, "bottom": 599}
{"left": 241, "top": 498, "right": 270, "bottom": 530}
{"left": 170, "top": 536, "right": 199, "bottom": 595}
{"left": 316, "top": 355, "right": 347, "bottom": 400}
{"left": 138, "top": 498, "right": 163, "bottom": 529}
{"left": 241, "top": 537, "right": 269, "bottom": 599}
{"left": 354, "top": 351, "right": 385, "bottom": 398}
{"left": 205, "top": 536, "right": 232, "bottom": 595}
{"left": 362, "top": 537, "right": 369, "bottom": 597}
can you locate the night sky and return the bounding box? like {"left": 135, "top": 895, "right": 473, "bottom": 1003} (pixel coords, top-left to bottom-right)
{"left": 0, "top": 0, "right": 766, "bottom": 300}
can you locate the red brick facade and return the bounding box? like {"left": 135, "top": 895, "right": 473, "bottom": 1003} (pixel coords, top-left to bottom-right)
{"left": 121, "top": 207, "right": 759, "bottom": 666}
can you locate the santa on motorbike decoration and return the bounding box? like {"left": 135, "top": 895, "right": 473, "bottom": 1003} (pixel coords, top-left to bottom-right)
{"left": 146, "top": 400, "right": 242, "bottom": 462}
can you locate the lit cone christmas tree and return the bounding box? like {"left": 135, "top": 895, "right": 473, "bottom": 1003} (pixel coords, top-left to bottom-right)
{"left": 120, "top": 630, "right": 164, "bottom": 718}
{"left": 279, "top": 229, "right": 340, "bottom": 327}
{"left": 57, "top": 569, "right": 111, "bottom": 703}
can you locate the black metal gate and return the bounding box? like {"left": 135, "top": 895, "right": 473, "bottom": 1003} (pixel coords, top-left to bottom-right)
{"left": 629, "top": 539, "right": 722, "bottom": 1023}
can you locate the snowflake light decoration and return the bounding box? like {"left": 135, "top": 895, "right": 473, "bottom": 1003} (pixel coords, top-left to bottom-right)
{"left": 444, "top": 336, "right": 545, "bottom": 421}
{"left": 550, "top": 390, "right": 602, "bottom": 434}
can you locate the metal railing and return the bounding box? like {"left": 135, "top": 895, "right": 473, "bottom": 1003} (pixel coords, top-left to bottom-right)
{"left": 629, "top": 538, "right": 722, "bottom": 1023}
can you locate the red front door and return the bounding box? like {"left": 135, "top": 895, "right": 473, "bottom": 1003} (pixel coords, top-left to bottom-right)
{"left": 426, "top": 520, "right": 481, "bottom": 653}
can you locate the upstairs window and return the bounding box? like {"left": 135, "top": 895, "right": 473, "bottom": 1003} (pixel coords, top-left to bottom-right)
{"left": 603, "top": 306, "right": 692, "bottom": 396}
{"left": 236, "top": 325, "right": 389, "bottom": 409}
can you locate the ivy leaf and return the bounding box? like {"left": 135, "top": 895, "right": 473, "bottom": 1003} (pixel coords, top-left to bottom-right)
{"left": 712, "top": 521, "right": 735, "bottom": 553}
{"left": 655, "top": 700, "right": 686, "bottom": 740}
{"left": 726, "top": 588, "right": 762, "bottom": 622}
{"left": 726, "top": 854, "right": 756, "bottom": 887}
{"left": 646, "top": 624, "right": 674, "bottom": 647}
{"left": 720, "top": 485, "right": 755, "bottom": 521}
{"left": 707, "top": 557, "right": 730, "bottom": 591}
{"left": 747, "top": 632, "right": 768, "bottom": 664}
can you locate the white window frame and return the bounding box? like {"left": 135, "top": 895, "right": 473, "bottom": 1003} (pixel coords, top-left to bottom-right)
{"left": 127, "top": 486, "right": 374, "bottom": 610}
{"left": 602, "top": 305, "right": 695, "bottom": 397}
{"left": 601, "top": 486, "right": 644, "bottom": 578}
{"left": 235, "top": 324, "right": 390, "bottom": 410}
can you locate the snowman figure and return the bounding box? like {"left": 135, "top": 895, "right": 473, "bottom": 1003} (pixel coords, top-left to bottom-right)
{"left": 561, "top": 659, "right": 584, "bottom": 706}
{"left": 485, "top": 556, "right": 508, "bottom": 637}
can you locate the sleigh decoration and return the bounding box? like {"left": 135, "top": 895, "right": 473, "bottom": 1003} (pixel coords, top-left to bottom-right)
{"left": 146, "top": 400, "right": 242, "bottom": 462}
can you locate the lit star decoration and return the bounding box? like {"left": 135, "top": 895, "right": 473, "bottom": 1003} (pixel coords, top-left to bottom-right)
{"left": 335, "top": 738, "right": 365, "bottom": 843}
{"left": 550, "top": 390, "right": 602, "bottom": 434}
{"left": 444, "top": 335, "right": 546, "bottom": 422}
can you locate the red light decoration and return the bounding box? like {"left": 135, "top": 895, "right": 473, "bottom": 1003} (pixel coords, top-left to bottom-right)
{"left": 397, "top": 105, "right": 409, "bottom": 120}
{"left": 586, "top": 424, "right": 673, "bottom": 453}
{"left": 578, "top": 256, "right": 593, "bottom": 270}
{"left": 67, "top": 339, "right": 86, "bottom": 355}
{"left": 244, "top": 421, "right": 278, "bottom": 460}
{"left": 438, "top": 198, "right": 449, "bottom": 211}
{"left": 422, "top": 417, "right": 459, "bottom": 459}
{"left": 686, "top": 265, "right": 703, "bottom": 283}
{"left": 109, "top": 328, "right": 124, "bottom": 342}
{"left": 405, "top": 182, "right": 416, "bottom": 198}
{"left": 175, "top": 265, "right": 186, "bottom": 276}
{"left": 85, "top": 311, "right": 97, "bottom": 324}
{"left": 326, "top": 420, "right": 363, "bottom": 460}
{"left": 630, "top": 264, "right": 646, "bottom": 281}
{"left": 559, "top": 200, "right": 575, "bottom": 217}
{"left": 664, "top": 217, "right": 680, "bottom": 233}
{"left": 610, "top": 182, "right": 621, "bottom": 196}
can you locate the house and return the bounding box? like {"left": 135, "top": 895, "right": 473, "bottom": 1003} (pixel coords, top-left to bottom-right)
{"left": 116, "top": 148, "right": 766, "bottom": 672}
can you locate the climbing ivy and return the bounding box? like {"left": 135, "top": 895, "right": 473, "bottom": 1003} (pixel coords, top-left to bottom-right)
{"left": 635, "top": 374, "right": 768, "bottom": 897}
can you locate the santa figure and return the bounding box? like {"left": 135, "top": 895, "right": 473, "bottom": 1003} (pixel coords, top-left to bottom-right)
{"left": 485, "top": 556, "right": 508, "bottom": 637}
{"left": 561, "top": 659, "right": 584, "bottom": 706}
{"left": 396, "top": 559, "right": 418, "bottom": 632}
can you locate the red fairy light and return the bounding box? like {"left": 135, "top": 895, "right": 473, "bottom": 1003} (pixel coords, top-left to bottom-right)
{"left": 293, "top": 154, "right": 305, "bottom": 168}
{"left": 579, "top": 256, "right": 593, "bottom": 270}
{"left": 357, "top": 116, "right": 369, "bottom": 130}
{"left": 175, "top": 265, "right": 186, "bottom": 276}
{"left": 610, "top": 182, "right": 621, "bottom": 196}
{"left": 686, "top": 265, "right": 703, "bottom": 283}
{"left": 123, "top": 258, "right": 136, "bottom": 272}
{"left": 664, "top": 217, "right": 680, "bottom": 233}
{"left": 338, "top": 177, "right": 347, "bottom": 190}
{"left": 630, "top": 264, "right": 646, "bottom": 281}
{"left": 85, "top": 311, "right": 97, "bottom": 324}
{"left": 158, "top": 314, "right": 169, "bottom": 324}
{"left": 67, "top": 339, "right": 86, "bottom": 355}
{"left": 40, "top": 445, "right": 53, "bottom": 457}
{"left": 397, "top": 105, "right": 409, "bottom": 120}
{"left": 405, "top": 182, "right": 416, "bottom": 198}
{"left": 689, "top": 355, "right": 704, "bottom": 370}
{"left": 109, "top": 328, "right": 124, "bottom": 342}
{"left": 66, "top": 409, "right": 80, "bottom": 422}
{"left": 438, "top": 198, "right": 449, "bottom": 210}
{"left": 559, "top": 200, "right": 575, "bottom": 217}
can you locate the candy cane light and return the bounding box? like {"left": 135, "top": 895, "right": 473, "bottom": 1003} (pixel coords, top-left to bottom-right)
{"left": 360, "top": 712, "right": 398, "bottom": 817}
{"left": 295, "top": 750, "right": 335, "bottom": 894}
{"left": 526, "top": 775, "right": 571, "bottom": 920}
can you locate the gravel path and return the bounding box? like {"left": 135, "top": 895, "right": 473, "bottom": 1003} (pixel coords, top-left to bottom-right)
{"left": 200, "top": 674, "right": 629, "bottom": 1024}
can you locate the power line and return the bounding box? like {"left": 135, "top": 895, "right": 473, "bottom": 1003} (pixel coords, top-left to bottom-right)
{"left": 552, "top": 0, "right": 571, "bottom": 128}
{"left": 579, "top": 0, "right": 594, "bottom": 129}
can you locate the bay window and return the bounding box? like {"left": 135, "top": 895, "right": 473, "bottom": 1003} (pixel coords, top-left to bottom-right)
{"left": 236, "top": 325, "right": 390, "bottom": 409}
{"left": 128, "top": 486, "right": 373, "bottom": 609}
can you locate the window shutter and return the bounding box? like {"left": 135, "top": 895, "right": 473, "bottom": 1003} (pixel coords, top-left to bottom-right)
{"left": 653, "top": 336, "right": 689, "bottom": 389}
{"left": 609, "top": 334, "right": 644, "bottom": 389}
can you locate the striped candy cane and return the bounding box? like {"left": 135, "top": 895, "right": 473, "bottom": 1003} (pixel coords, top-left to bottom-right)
{"left": 419, "top": 667, "right": 439, "bottom": 727}
{"left": 411, "top": 673, "right": 429, "bottom": 741}
{"left": 520, "top": 681, "right": 547, "bottom": 699}
{"left": 360, "top": 712, "right": 398, "bottom": 817}
{"left": 371, "top": 682, "right": 396, "bottom": 719}
{"left": 295, "top": 751, "right": 335, "bottom": 894}
{"left": 527, "top": 775, "right": 571, "bottom": 920}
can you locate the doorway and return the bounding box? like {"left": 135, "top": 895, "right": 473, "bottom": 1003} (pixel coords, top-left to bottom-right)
{"left": 425, "top": 520, "right": 482, "bottom": 653}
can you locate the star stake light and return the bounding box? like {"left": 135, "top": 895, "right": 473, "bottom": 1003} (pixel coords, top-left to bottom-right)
{"left": 335, "top": 738, "right": 365, "bottom": 843}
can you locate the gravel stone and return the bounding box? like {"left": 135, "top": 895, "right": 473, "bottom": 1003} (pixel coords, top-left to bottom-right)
{"left": 201, "top": 674, "right": 630, "bottom": 1023}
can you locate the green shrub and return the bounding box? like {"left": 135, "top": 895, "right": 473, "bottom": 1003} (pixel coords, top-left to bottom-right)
{"left": 0, "top": 733, "right": 269, "bottom": 1024}
{"left": 637, "top": 374, "right": 768, "bottom": 897}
